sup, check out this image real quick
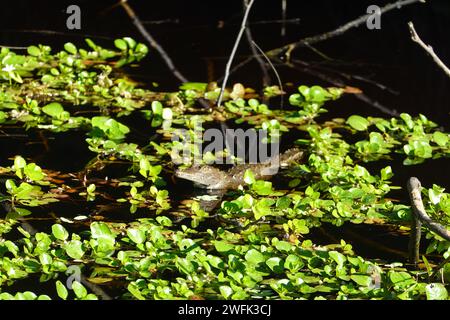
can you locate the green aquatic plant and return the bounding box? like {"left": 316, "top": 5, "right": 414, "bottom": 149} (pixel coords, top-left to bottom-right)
{"left": 0, "top": 39, "right": 449, "bottom": 301}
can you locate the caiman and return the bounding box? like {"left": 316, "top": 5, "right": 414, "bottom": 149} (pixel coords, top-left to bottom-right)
{"left": 175, "top": 148, "right": 303, "bottom": 211}
{"left": 175, "top": 148, "right": 303, "bottom": 190}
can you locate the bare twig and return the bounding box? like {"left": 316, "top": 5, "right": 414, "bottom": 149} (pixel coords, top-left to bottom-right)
{"left": 214, "top": 18, "right": 301, "bottom": 28}
{"left": 217, "top": 0, "right": 256, "bottom": 107}
{"left": 243, "top": 0, "right": 271, "bottom": 88}
{"left": 408, "top": 177, "right": 450, "bottom": 242}
{"left": 303, "top": 43, "right": 334, "bottom": 61}
{"left": 302, "top": 60, "right": 399, "bottom": 95}
{"left": 407, "top": 177, "right": 423, "bottom": 265}
{"left": 142, "top": 19, "right": 180, "bottom": 25}
{"left": 119, "top": 0, "right": 188, "bottom": 83}
{"left": 252, "top": 18, "right": 300, "bottom": 26}
{"left": 0, "top": 45, "right": 28, "bottom": 50}
{"left": 408, "top": 22, "right": 450, "bottom": 78}
{"left": 215, "top": 56, "right": 254, "bottom": 83}
{"left": 3, "top": 29, "right": 114, "bottom": 40}
{"left": 286, "top": 58, "right": 400, "bottom": 116}
{"left": 353, "top": 92, "right": 399, "bottom": 116}
{"left": 268, "top": 0, "right": 425, "bottom": 59}
{"left": 251, "top": 41, "right": 284, "bottom": 108}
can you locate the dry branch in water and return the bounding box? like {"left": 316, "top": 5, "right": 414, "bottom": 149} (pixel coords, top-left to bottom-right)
{"left": 267, "top": 0, "right": 425, "bottom": 59}
{"left": 119, "top": 0, "right": 188, "bottom": 83}
{"left": 217, "top": 0, "right": 255, "bottom": 108}
{"left": 243, "top": 0, "right": 271, "bottom": 88}
{"left": 407, "top": 177, "right": 450, "bottom": 265}
{"left": 408, "top": 21, "right": 450, "bottom": 78}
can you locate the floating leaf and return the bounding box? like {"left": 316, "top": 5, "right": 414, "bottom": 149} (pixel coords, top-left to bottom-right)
{"left": 52, "top": 224, "right": 69, "bottom": 241}
{"left": 347, "top": 115, "right": 370, "bottom": 131}
{"left": 56, "top": 281, "right": 68, "bottom": 300}
{"left": 425, "top": 283, "right": 448, "bottom": 300}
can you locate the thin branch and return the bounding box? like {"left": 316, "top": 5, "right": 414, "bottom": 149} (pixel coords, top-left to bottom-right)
{"left": 408, "top": 177, "right": 450, "bottom": 242}
{"left": 243, "top": 0, "right": 271, "bottom": 88}
{"left": 267, "top": 0, "right": 425, "bottom": 58}
{"left": 214, "top": 18, "right": 301, "bottom": 28}
{"left": 252, "top": 18, "right": 301, "bottom": 26}
{"left": 0, "top": 45, "right": 28, "bottom": 50}
{"left": 119, "top": 0, "right": 188, "bottom": 83}
{"left": 3, "top": 29, "right": 114, "bottom": 40}
{"left": 251, "top": 41, "right": 284, "bottom": 108}
{"left": 407, "top": 177, "right": 423, "bottom": 265}
{"left": 217, "top": 0, "right": 256, "bottom": 107}
{"left": 286, "top": 58, "right": 400, "bottom": 116}
{"left": 408, "top": 21, "right": 450, "bottom": 78}
{"left": 142, "top": 19, "right": 180, "bottom": 25}
{"left": 353, "top": 92, "right": 399, "bottom": 117}
{"left": 301, "top": 60, "right": 399, "bottom": 95}
{"left": 303, "top": 43, "right": 334, "bottom": 61}
{"left": 215, "top": 56, "right": 254, "bottom": 83}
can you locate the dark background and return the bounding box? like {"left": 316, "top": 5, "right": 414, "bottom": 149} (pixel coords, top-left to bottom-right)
{"left": 0, "top": 0, "right": 448, "bottom": 186}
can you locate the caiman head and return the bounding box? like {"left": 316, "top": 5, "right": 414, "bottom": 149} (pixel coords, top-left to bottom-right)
{"left": 278, "top": 148, "right": 303, "bottom": 167}
{"left": 259, "top": 147, "right": 303, "bottom": 175}
{"left": 175, "top": 165, "right": 230, "bottom": 190}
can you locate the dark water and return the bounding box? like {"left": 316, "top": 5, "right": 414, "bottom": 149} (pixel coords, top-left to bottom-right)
{"left": 0, "top": 1, "right": 448, "bottom": 186}
{"left": 0, "top": 0, "right": 448, "bottom": 296}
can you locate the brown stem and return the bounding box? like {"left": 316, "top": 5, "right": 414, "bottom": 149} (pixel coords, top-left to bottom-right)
{"left": 407, "top": 177, "right": 450, "bottom": 267}
{"left": 408, "top": 21, "right": 450, "bottom": 78}
{"left": 119, "top": 0, "right": 188, "bottom": 83}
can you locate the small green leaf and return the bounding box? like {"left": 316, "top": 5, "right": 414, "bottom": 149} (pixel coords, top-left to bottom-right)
{"left": 65, "top": 240, "right": 85, "bottom": 260}
{"left": 87, "top": 184, "right": 96, "bottom": 194}
{"left": 42, "top": 102, "right": 64, "bottom": 118}
{"left": 114, "top": 39, "right": 128, "bottom": 50}
{"left": 151, "top": 101, "right": 163, "bottom": 115}
{"left": 329, "top": 251, "right": 346, "bottom": 267}
{"left": 14, "top": 156, "right": 27, "bottom": 170}
{"left": 380, "top": 166, "right": 393, "bottom": 180}
{"left": 429, "top": 188, "right": 443, "bottom": 205}
{"left": 179, "top": 82, "right": 208, "bottom": 91}
{"left": 243, "top": 169, "right": 255, "bottom": 185}
{"left": 24, "top": 163, "right": 45, "bottom": 181}
{"left": 214, "top": 241, "right": 234, "bottom": 253}
{"left": 39, "top": 253, "right": 53, "bottom": 265}
{"left": 72, "top": 281, "right": 87, "bottom": 299}
{"left": 128, "top": 282, "right": 145, "bottom": 300}
{"left": 219, "top": 286, "right": 233, "bottom": 299}
{"left": 284, "top": 254, "right": 303, "bottom": 272}
{"left": 127, "top": 228, "right": 146, "bottom": 244}
{"left": 425, "top": 283, "right": 448, "bottom": 300}
{"left": 433, "top": 131, "right": 448, "bottom": 147}
{"left": 347, "top": 115, "right": 370, "bottom": 131}
{"left": 27, "top": 46, "right": 41, "bottom": 56}
{"left": 351, "top": 274, "right": 373, "bottom": 287}
{"left": 64, "top": 42, "right": 77, "bottom": 54}
{"left": 52, "top": 224, "right": 69, "bottom": 241}
{"left": 245, "top": 249, "right": 265, "bottom": 265}
{"left": 266, "top": 257, "right": 283, "bottom": 273}
{"left": 56, "top": 281, "right": 68, "bottom": 300}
